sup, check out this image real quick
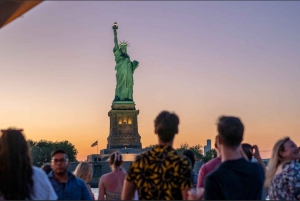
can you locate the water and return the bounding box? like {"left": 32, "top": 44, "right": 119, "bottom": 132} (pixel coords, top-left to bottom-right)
{"left": 91, "top": 188, "right": 99, "bottom": 199}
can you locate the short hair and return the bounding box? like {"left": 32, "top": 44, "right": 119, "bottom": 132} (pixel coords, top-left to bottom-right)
{"left": 154, "top": 111, "right": 179, "bottom": 143}
{"left": 51, "top": 149, "right": 68, "bottom": 158}
{"left": 182, "top": 150, "right": 196, "bottom": 168}
{"left": 217, "top": 116, "right": 244, "bottom": 148}
{"left": 242, "top": 143, "right": 253, "bottom": 161}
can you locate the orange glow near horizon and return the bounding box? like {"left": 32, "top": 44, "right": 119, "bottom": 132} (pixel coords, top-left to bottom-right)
{"left": 1, "top": 2, "right": 300, "bottom": 162}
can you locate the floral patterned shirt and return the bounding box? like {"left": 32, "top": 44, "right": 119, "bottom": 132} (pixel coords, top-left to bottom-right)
{"left": 126, "top": 145, "right": 193, "bottom": 200}
{"left": 268, "top": 160, "right": 300, "bottom": 200}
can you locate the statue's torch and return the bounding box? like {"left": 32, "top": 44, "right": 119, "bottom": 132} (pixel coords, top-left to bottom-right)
{"left": 112, "top": 22, "right": 118, "bottom": 30}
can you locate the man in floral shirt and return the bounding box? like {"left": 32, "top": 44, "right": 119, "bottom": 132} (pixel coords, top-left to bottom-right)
{"left": 122, "top": 111, "right": 193, "bottom": 200}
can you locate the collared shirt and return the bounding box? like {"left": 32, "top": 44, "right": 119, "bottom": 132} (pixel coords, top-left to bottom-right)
{"left": 126, "top": 145, "right": 193, "bottom": 200}
{"left": 48, "top": 171, "right": 92, "bottom": 200}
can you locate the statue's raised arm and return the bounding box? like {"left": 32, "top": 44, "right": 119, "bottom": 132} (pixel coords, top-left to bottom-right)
{"left": 112, "top": 22, "right": 118, "bottom": 49}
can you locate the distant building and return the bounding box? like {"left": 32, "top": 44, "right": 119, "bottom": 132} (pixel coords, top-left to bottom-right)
{"left": 203, "top": 139, "right": 211, "bottom": 156}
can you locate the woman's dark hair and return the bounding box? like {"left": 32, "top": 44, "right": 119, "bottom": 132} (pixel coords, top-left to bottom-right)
{"left": 109, "top": 151, "right": 123, "bottom": 168}
{"left": 182, "top": 150, "right": 196, "bottom": 168}
{"left": 0, "top": 129, "right": 34, "bottom": 199}
{"left": 41, "top": 164, "right": 52, "bottom": 175}
{"left": 242, "top": 143, "right": 253, "bottom": 161}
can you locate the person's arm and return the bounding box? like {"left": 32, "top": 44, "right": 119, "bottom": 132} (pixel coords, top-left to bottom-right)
{"left": 81, "top": 181, "right": 92, "bottom": 200}
{"left": 197, "top": 165, "right": 206, "bottom": 188}
{"left": 121, "top": 180, "right": 136, "bottom": 200}
{"left": 252, "top": 145, "right": 266, "bottom": 173}
{"left": 86, "top": 184, "right": 95, "bottom": 200}
{"left": 98, "top": 176, "right": 105, "bottom": 200}
{"left": 179, "top": 158, "right": 194, "bottom": 200}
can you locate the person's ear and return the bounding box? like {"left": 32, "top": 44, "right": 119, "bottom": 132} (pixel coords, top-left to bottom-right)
{"left": 154, "top": 129, "right": 158, "bottom": 134}
{"left": 279, "top": 151, "right": 285, "bottom": 158}
{"left": 217, "top": 136, "right": 222, "bottom": 145}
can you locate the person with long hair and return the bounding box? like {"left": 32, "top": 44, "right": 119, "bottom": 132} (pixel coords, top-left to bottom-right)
{"left": 182, "top": 150, "right": 198, "bottom": 187}
{"left": 74, "top": 162, "right": 95, "bottom": 200}
{"left": 265, "top": 137, "right": 300, "bottom": 200}
{"left": 0, "top": 128, "right": 57, "bottom": 200}
{"left": 98, "top": 151, "right": 126, "bottom": 200}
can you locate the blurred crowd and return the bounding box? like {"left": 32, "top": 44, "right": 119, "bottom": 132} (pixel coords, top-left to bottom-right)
{"left": 0, "top": 110, "right": 299, "bottom": 200}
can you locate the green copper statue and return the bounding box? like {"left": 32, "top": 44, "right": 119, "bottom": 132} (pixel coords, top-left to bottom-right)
{"left": 112, "top": 22, "right": 139, "bottom": 102}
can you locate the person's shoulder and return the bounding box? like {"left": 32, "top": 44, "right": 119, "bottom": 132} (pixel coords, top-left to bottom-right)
{"left": 248, "top": 160, "right": 262, "bottom": 169}
{"left": 205, "top": 166, "right": 220, "bottom": 180}
{"left": 32, "top": 166, "right": 48, "bottom": 178}
{"left": 74, "top": 177, "right": 87, "bottom": 187}
{"left": 246, "top": 160, "right": 264, "bottom": 176}
{"left": 133, "top": 149, "right": 152, "bottom": 163}
{"left": 203, "top": 157, "right": 221, "bottom": 168}
{"left": 32, "top": 166, "right": 43, "bottom": 173}
{"left": 283, "top": 160, "right": 300, "bottom": 172}
{"left": 173, "top": 152, "right": 190, "bottom": 165}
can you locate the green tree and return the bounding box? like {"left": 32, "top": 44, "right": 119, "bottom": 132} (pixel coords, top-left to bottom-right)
{"left": 203, "top": 149, "right": 217, "bottom": 163}
{"left": 144, "top": 143, "right": 205, "bottom": 161}
{"left": 144, "top": 144, "right": 157, "bottom": 149}
{"left": 28, "top": 139, "right": 78, "bottom": 167}
{"left": 175, "top": 143, "right": 204, "bottom": 161}
{"left": 189, "top": 144, "right": 204, "bottom": 161}
{"left": 174, "top": 143, "right": 189, "bottom": 155}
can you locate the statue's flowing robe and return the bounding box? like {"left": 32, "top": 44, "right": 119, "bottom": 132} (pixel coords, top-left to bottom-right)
{"left": 113, "top": 47, "right": 138, "bottom": 101}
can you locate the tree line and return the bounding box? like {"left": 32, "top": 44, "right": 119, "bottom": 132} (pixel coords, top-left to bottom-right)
{"left": 145, "top": 143, "right": 217, "bottom": 163}
{"left": 28, "top": 140, "right": 217, "bottom": 167}
{"left": 28, "top": 140, "right": 78, "bottom": 167}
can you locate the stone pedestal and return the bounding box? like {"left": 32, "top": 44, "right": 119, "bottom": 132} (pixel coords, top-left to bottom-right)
{"left": 107, "top": 101, "right": 142, "bottom": 149}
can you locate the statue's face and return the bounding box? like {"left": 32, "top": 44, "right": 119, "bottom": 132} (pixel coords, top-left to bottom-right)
{"left": 120, "top": 46, "right": 127, "bottom": 54}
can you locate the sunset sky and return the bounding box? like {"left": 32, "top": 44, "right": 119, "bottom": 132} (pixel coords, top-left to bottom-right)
{"left": 1, "top": 2, "right": 300, "bottom": 161}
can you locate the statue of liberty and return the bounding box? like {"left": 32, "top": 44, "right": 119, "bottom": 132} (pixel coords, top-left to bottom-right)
{"left": 112, "top": 22, "right": 139, "bottom": 102}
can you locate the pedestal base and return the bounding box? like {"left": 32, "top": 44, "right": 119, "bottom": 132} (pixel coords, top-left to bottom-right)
{"left": 107, "top": 102, "right": 142, "bottom": 149}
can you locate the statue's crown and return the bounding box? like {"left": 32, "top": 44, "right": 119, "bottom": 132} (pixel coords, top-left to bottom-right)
{"left": 119, "top": 40, "right": 130, "bottom": 47}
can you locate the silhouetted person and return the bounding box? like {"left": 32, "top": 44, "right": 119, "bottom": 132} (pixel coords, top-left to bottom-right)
{"left": 74, "top": 162, "right": 95, "bottom": 200}
{"left": 182, "top": 150, "right": 198, "bottom": 187}
{"left": 48, "top": 149, "right": 92, "bottom": 200}
{"left": 265, "top": 137, "right": 300, "bottom": 200}
{"left": 204, "top": 116, "right": 264, "bottom": 200}
{"left": 122, "top": 111, "right": 193, "bottom": 200}
{"left": 0, "top": 129, "right": 57, "bottom": 200}
{"left": 197, "top": 135, "right": 222, "bottom": 188}
{"left": 41, "top": 164, "right": 52, "bottom": 175}
{"left": 98, "top": 152, "right": 126, "bottom": 200}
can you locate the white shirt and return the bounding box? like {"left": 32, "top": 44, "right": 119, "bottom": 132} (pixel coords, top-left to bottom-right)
{"left": 31, "top": 166, "right": 58, "bottom": 200}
